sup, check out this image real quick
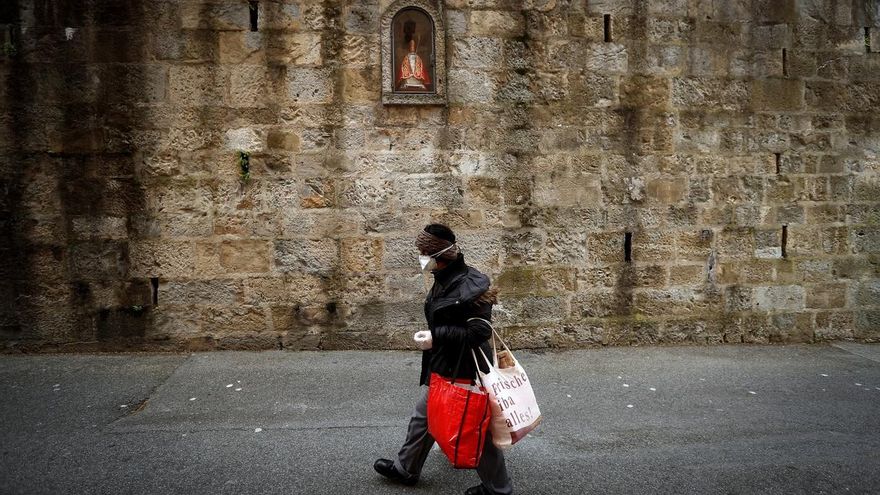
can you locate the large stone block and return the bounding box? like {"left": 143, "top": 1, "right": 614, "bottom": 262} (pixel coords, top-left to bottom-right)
{"left": 634, "top": 287, "right": 715, "bottom": 316}
{"left": 814, "top": 310, "right": 854, "bottom": 341}
{"left": 671, "top": 77, "right": 749, "bottom": 111}
{"left": 716, "top": 227, "right": 755, "bottom": 260}
{"left": 494, "top": 295, "right": 568, "bottom": 326}
{"left": 585, "top": 43, "right": 628, "bottom": 73}
{"left": 228, "top": 67, "right": 270, "bottom": 108}
{"left": 854, "top": 311, "right": 880, "bottom": 341}
{"left": 199, "top": 305, "right": 269, "bottom": 336}
{"left": 751, "top": 78, "right": 804, "bottom": 111}
{"left": 287, "top": 67, "right": 336, "bottom": 103}
{"left": 496, "top": 266, "right": 576, "bottom": 296}
{"left": 209, "top": 240, "right": 272, "bottom": 274}
{"left": 218, "top": 32, "right": 265, "bottom": 64}
{"left": 453, "top": 37, "right": 504, "bottom": 69}
{"left": 788, "top": 226, "right": 849, "bottom": 257}
{"left": 68, "top": 241, "right": 129, "bottom": 280}
{"left": 630, "top": 231, "right": 676, "bottom": 262}
{"left": 851, "top": 280, "right": 880, "bottom": 308}
{"left": 342, "top": 68, "right": 380, "bottom": 103}
{"left": 242, "top": 274, "right": 330, "bottom": 305}
{"left": 753, "top": 285, "right": 805, "bottom": 311}
{"left": 161, "top": 279, "right": 241, "bottom": 306}
{"left": 129, "top": 240, "right": 195, "bottom": 277}
{"left": 620, "top": 75, "right": 670, "bottom": 109}
{"left": 180, "top": 2, "right": 250, "bottom": 30}
{"left": 768, "top": 312, "right": 813, "bottom": 343}
{"left": 646, "top": 178, "right": 685, "bottom": 204}
{"left": 339, "top": 237, "right": 384, "bottom": 272}
{"left": 71, "top": 216, "right": 129, "bottom": 240}
{"left": 851, "top": 227, "right": 880, "bottom": 253}
{"left": 469, "top": 11, "right": 526, "bottom": 37}
{"left": 274, "top": 239, "right": 339, "bottom": 274}
{"left": 448, "top": 69, "right": 498, "bottom": 104}
{"left": 806, "top": 283, "right": 847, "bottom": 309}
{"left": 169, "top": 65, "right": 227, "bottom": 106}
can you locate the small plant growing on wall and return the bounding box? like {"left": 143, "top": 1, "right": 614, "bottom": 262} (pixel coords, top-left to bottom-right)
{"left": 237, "top": 150, "right": 251, "bottom": 183}
{"left": 2, "top": 41, "right": 16, "bottom": 57}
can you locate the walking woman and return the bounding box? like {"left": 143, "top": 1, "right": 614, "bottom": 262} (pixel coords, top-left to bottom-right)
{"left": 374, "top": 224, "right": 513, "bottom": 495}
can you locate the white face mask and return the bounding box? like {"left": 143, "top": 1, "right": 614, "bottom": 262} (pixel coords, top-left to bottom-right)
{"left": 419, "top": 255, "right": 436, "bottom": 272}
{"left": 418, "top": 244, "right": 455, "bottom": 272}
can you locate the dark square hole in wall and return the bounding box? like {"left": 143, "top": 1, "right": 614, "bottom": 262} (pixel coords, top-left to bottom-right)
{"left": 867, "top": 27, "right": 872, "bottom": 53}
{"left": 249, "top": 1, "right": 259, "bottom": 31}
{"left": 624, "top": 232, "right": 632, "bottom": 262}
{"left": 775, "top": 153, "right": 781, "bottom": 174}
{"left": 0, "top": 3, "right": 18, "bottom": 24}
{"left": 150, "top": 277, "right": 159, "bottom": 305}
{"left": 604, "top": 14, "right": 612, "bottom": 42}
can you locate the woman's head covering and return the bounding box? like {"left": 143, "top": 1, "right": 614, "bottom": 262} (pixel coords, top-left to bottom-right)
{"left": 415, "top": 224, "right": 460, "bottom": 261}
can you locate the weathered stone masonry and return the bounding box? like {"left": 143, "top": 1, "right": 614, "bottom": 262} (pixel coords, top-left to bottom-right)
{"left": 1, "top": 0, "right": 879, "bottom": 351}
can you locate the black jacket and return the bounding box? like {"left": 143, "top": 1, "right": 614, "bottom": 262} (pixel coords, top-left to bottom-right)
{"left": 420, "top": 253, "right": 494, "bottom": 386}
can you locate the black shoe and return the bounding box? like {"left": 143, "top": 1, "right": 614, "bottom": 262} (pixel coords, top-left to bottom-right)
{"left": 374, "top": 458, "right": 418, "bottom": 486}
{"left": 464, "top": 485, "right": 491, "bottom": 495}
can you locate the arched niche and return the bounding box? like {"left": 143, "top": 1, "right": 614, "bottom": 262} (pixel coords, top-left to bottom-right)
{"left": 380, "top": 0, "right": 446, "bottom": 105}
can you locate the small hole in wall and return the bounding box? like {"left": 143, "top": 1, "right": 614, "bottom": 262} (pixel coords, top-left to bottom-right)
{"left": 624, "top": 232, "right": 632, "bottom": 262}
{"left": 782, "top": 48, "right": 788, "bottom": 76}
{"left": 775, "top": 153, "right": 781, "bottom": 174}
{"left": 781, "top": 225, "right": 788, "bottom": 258}
{"left": 249, "top": 1, "right": 259, "bottom": 32}
{"left": 604, "top": 15, "right": 612, "bottom": 42}
{"left": 150, "top": 277, "right": 159, "bottom": 305}
{"left": 866, "top": 27, "right": 872, "bottom": 53}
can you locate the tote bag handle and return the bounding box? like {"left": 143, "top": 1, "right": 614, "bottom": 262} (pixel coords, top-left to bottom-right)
{"left": 467, "top": 317, "right": 516, "bottom": 370}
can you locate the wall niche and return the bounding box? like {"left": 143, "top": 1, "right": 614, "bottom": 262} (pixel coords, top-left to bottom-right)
{"left": 380, "top": 0, "right": 447, "bottom": 105}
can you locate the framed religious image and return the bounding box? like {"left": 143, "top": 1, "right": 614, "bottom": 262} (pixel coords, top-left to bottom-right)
{"left": 381, "top": 0, "right": 447, "bottom": 105}
{"left": 392, "top": 9, "right": 434, "bottom": 94}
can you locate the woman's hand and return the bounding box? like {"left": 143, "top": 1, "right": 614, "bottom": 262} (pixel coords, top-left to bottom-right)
{"left": 413, "top": 330, "right": 433, "bottom": 350}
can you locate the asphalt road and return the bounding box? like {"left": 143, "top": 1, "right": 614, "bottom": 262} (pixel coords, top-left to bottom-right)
{"left": 1, "top": 343, "right": 879, "bottom": 495}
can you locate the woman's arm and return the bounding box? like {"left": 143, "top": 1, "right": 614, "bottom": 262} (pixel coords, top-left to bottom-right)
{"left": 431, "top": 301, "right": 492, "bottom": 347}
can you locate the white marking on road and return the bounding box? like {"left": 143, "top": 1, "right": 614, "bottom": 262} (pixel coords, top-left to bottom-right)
{"left": 189, "top": 397, "right": 196, "bottom": 401}
{"left": 566, "top": 394, "right": 571, "bottom": 398}
{"left": 820, "top": 374, "right": 829, "bottom": 377}
{"left": 235, "top": 388, "right": 242, "bottom": 391}
{"left": 623, "top": 383, "right": 629, "bottom": 387}
{"left": 855, "top": 383, "right": 862, "bottom": 386}
{"left": 226, "top": 384, "right": 233, "bottom": 388}
{"left": 254, "top": 428, "right": 262, "bottom": 433}
{"left": 748, "top": 391, "right": 757, "bottom": 395}
{"left": 617, "top": 376, "right": 622, "bottom": 379}
{"left": 626, "top": 404, "right": 633, "bottom": 408}
{"left": 649, "top": 387, "right": 656, "bottom": 391}
{"left": 120, "top": 405, "right": 127, "bottom": 408}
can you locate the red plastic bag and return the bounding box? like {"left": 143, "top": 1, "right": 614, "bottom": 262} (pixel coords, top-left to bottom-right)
{"left": 426, "top": 372, "right": 492, "bottom": 469}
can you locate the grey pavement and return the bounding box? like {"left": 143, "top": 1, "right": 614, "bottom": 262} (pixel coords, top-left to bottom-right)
{"left": 2, "top": 344, "right": 880, "bottom": 495}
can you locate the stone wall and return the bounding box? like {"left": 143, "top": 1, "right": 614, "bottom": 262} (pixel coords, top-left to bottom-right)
{"left": 1, "top": 0, "right": 879, "bottom": 352}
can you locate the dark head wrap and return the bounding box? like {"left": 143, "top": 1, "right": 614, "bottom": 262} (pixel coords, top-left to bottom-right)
{"left": 415, "top": 224, "right": 460, "bottom": 261}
